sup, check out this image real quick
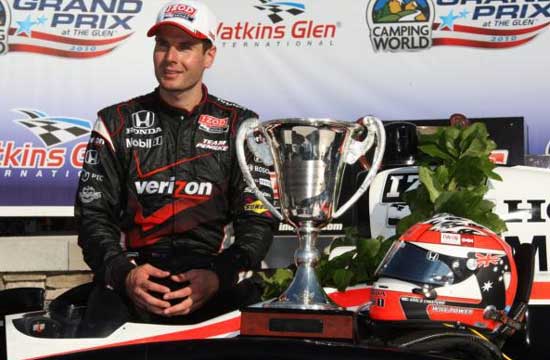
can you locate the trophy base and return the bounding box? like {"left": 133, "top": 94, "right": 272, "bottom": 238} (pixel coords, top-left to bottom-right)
{"left": 240, "top": 306, "right": 355, "bottom": 341}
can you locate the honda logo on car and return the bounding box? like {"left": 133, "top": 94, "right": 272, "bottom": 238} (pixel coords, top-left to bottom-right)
{"left": 135, "top": 177, "right": 212, "bottom": 198}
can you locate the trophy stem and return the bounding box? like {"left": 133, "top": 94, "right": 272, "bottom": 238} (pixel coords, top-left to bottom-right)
{"left": 266, "top": 223, "right": 341, "bottom": 310}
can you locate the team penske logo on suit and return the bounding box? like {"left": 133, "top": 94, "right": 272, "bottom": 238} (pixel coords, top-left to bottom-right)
{"left": 196, "top": 139, "right": 228, "bottom": 151}
{"left": 198, "top": 115, "right": 229, "bottom": 134}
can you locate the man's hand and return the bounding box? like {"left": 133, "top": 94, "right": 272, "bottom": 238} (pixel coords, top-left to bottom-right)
{"left": 125, "top": 263, "right": 172, "bottom": 315}
{"left": 162, "top": 269, "right": 220, "bottom": 317}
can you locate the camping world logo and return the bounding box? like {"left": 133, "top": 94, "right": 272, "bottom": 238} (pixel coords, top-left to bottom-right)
{"left": 366, "top": 0, "right": 435, "bottom": 51}
{"left": 0, "top": 0, "right": 143, "bottom": 58}
{"left": 366, "top": 0, "right": 550, "bottom": 52}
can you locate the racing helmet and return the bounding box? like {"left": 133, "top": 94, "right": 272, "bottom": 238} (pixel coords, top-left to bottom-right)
{"left": 367, "top": 213, "right": 518, "bottom": 332}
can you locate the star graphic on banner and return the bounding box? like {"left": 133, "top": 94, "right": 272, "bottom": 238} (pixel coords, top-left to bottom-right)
{"left": 16, "top": 15, "right": 36, "bottom": 36}
{"left": 439, "top": 10, "right": 460, "bottom": 31}
{"left": 459, "top": 9, "right": 469, "bottom": 18}
{"left": 36, "top": 15, "right": 48, "bottom": 25}
{"left": 482, "top": 281, "right": 493, "bottom": 292}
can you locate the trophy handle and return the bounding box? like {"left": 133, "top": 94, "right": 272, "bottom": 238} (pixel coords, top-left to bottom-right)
{"left": 236, "top": 118, "right": 283, "bottom": 221}
{"left": 332, "top": 116, "right": 386, "bottom": 219}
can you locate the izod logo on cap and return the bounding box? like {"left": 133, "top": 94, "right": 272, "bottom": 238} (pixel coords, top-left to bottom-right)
{"left": 164, "top": 4, "right": 197, "bottom": 21}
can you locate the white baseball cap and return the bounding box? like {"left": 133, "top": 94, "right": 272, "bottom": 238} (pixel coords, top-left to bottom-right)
{"left": 147, "top": 0, "right": 218, "bottom": 44}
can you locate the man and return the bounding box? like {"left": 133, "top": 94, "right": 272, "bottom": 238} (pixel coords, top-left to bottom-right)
{"left": 76, "top": 0, "right": 275, "bottom": 335}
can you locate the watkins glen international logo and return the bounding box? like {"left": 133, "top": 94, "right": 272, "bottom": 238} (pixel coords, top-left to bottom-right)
{"left": 0, "top": 108, "right": 91, "bottom": 179}
{"left": 366, "top": 0, "right": 550, "bottom": 52}
{"left": 217, "top": 0, "right": 339, "bottom": 48}
{"left": 1, "top": 0, "right": 143, "bottom": 58}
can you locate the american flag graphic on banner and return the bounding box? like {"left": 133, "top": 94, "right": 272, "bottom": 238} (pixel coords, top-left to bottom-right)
{"left": 0, "top": 3, "right": 140, "bottom": 58}
{"left": 432, "top": 8, "right": 550, "bottom": 49}
{"left": 7, "top": 27, "right": 133, "bottom": 58}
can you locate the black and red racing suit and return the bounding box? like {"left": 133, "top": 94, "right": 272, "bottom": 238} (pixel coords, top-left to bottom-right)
{"left": 75, "top": 86, "right": 275, "bottom": 294}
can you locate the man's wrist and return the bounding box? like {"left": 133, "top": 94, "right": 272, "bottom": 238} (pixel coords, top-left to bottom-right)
{"left": 105, "top": 253, "right": 138, "bottom": 292}
{"left": 210, "top": 249, "right": 245, "bottom": 292}
{"left": 209, "top": 263, "right": 236, "bottom": 292}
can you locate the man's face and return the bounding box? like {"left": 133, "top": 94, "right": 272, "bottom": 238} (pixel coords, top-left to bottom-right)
{"left": 153, "top": 25, "right": 216, "bottom": 93}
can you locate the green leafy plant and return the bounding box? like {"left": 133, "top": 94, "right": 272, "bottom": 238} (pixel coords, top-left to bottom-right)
{"left": 316, "top": 228, "right": 392, "bottom": 291}
{"left": 256, "top": 268, "right": 294, "bottom": 300}
{"left": 397, "top": 122, "right": 507, "bottom": 235}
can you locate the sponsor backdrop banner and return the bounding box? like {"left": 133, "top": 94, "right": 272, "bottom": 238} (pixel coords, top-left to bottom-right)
{"left": 0, "top": 0, "right": 549, "bottom": 215}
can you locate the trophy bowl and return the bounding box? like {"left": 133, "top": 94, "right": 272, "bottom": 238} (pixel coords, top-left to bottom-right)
{"left": 237, "top": 117, "right": 386, "bottom": 313}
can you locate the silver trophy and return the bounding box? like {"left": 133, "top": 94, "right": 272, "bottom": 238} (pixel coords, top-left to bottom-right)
{"left": 237, "top": 117, "right": 385, "bottom": 310}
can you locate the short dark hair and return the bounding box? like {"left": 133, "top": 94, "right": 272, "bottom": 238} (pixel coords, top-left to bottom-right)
{"left": 202, "top": 39, "right": 213, "bottom": 52}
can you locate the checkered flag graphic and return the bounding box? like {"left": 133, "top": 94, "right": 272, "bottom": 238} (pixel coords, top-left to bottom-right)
{"left": 13, "top": 109, "right": 91, "bottom": 147}
{"left": 254, "top": 0, "right": 305, "bottom": 24}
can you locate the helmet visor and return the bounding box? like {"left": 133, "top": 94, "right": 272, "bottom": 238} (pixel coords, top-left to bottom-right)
{"left": 376, "top": 241, "right": 457, "bottom": 286}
